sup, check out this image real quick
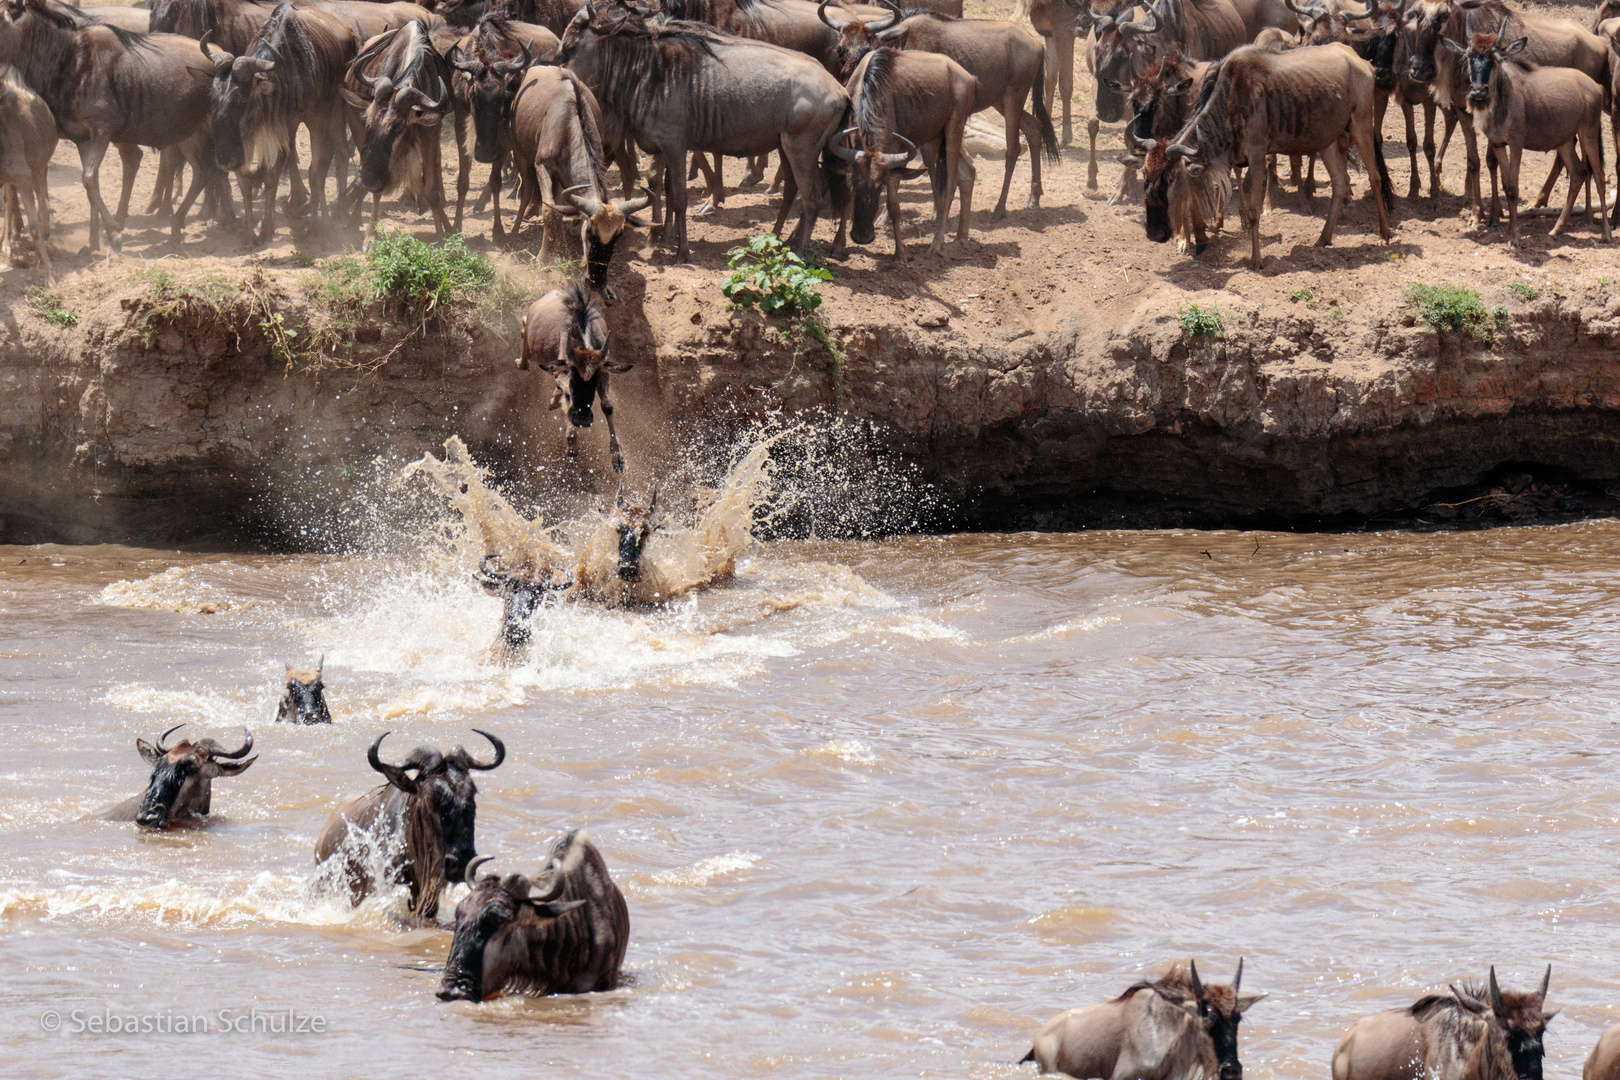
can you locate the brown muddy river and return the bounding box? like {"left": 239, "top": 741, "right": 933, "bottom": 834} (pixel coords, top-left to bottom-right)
{"left": 4, "top": 522, "right": 1619, "bottom": 1078}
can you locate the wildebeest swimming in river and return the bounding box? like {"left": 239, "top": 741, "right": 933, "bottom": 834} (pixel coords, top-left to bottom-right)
{"left": 1025, "top": 959, "right": 1265, "bottom": 1078}
{"left": 1333, "top": 967, "right": 1556, "bottom": 1080}
{"left": 436, "top": 830, "right": 629, "bottom": 1001}
{"left": 477, "top": 553, "right": 572, "bottom": 661}
{"left": 99, "top": 724, "right": 257, "bottom": 830}
{"left": 312, "top": 729, "right": 505, "bottom": 919}
{"left": 276, "top": 656, "right": 331, "bottom": 724}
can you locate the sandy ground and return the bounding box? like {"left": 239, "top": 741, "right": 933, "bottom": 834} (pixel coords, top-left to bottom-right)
{"left": 3, "top": 0, "right": 1617, "bottom": 342}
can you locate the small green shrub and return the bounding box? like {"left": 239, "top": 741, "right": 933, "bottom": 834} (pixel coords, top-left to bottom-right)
{"left": 1405, "top": 283, "right": 1492, "bottom": 339}
{"left": 365, "top": 230, "right": 495, "bottom": 322}
{"left": 1176, "top": 303, "right": 1224, "bottom": 338}
{"left": 29, "top": 289, "right": 77, "bottom": 327}
{"left": 1331, "top": 308, "right": 1345, "bottom": 320}
{"left": 721, "top": 234, "right": 833, "bottom": 317}
{"left": 1508, "top": 281, "right": 1539, "bottom": 301}
{"left": 1287, "top": 288, "right": 1312, "bottom": 303}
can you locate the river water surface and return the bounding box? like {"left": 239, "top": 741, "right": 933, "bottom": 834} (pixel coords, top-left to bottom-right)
{"left": 3, "top": 523, "right": 1619, "bottom": 1079}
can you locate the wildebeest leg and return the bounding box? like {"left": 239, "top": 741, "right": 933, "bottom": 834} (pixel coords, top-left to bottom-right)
{"left": 888, "top": 174, "right": 906, "bottom": 260}
{"left": 171, "top": 153, "right": 212, "bottom": 243}
{"left": 284, "top": 122, "right": 310, "bottom": 214}
{"left": 367, "top": 191, "right": 381, "bottom": 248}
{"left": 1546, "top": 140, "right": 1581, "bottom": 238}
{"left": 1500, "top": 142, "right": 1521, "bottom": 246}
{"left": 1053, "top": 22, "right": 1075, "bottom": 147}
{"left": 1457, "top": 117, "right": 1484, "bottom": 221}
{"left": 235, "top": 170, "right": 258, "bottom": 246}
{"left": 424, "top": 133, "right": 452, "bottom": 238}
{"left": 741, "top": 153, "right": 768, "bottom": 188}
{"left": 694, "top": 153, "right": 724, "bottom": 215}
{"left": 1316, "top": 139, "right": 1349, "bottom": 247}
{"left": 258, "top": 153, "right": 285, "bottom": 245}
{"left": 78, "top": 136, "right": 123, "bottom": 252}
{"left": 599, "top": 373, "right": 624, "bottom": 473}
{"left": 1578, "top": 122, "right": 1611, "bottom": 242}
{"left": 953, "top": 152, "right": 975, "bottom": 246}
{"left": 490, "top": 159, "right": 505, "bottom": 243}
{"left": 11, "top": 178, "right": 51, "bottom": 280}
{"left": 1351, "top": 105, "right": 1391, "bottom": 242}
{"left": 112, "top": 143, "right": 141, "bottom": 229}
{"left": 1247, "top": 150, "right": 1267, "bottom": 269}
{"left": 770, "top": 147, "right": 798, "bottom": 240}
{"left": 1086, "top": 114, "right": 1099, "bottom": 191}
{"left": 666, "top": 144, "right": 692, "bottom": 261}
{"left": 1427, "top": 104, "right": 1448, "bottom": 207}
{"left": 1534, "top": 155, "right": 1563, "bottom": 210}
{"left": 146, "top": 146, "right": 180, "bottom": 217}
{"left": 992, "top": 103, "right": 1021, "bottom": 221}
{"left": 1483, "top": 137, "right": 1500, "bottom": 227}
{"left": 767, "top": 156, "right": 785, "bottom": 194}
{"left": 453, "top": 112, "right": 471, "bottom": 233}
{"left": 309, "top": 113, "right": 339, "bottom": 220}
{"left": 1400, "top": 98, "right": 1419, "bottom": 199}
{"left": 781, "top": 137, "right": 824, "bottom": 256}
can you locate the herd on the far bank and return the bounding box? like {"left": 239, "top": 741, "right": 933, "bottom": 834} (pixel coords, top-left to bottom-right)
{"left": 0, "top": 0, "right": 1616, "bottom": 293}
{"left": 96, "top": 705, "right": 1617, "bottom": 1079}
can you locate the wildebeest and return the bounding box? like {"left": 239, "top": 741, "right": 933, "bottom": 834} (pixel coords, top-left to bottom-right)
{"left": 1585, "top": 1022, "right": 1620, "bottom": 1080}
{"left": 1151, "top": 41, "right": 1390, "bottom": 267}
{"left": 557, "top": 3, "right": 847, "bottom": 261}
{"left": 1122, "top": 0, "right": 1247, "bottom": 67}
{"left": 99, "top": 724, "right": 257, "bottom": 830}
{"left": 203, "top": 2, "right": 356, "bottom": 244}
{"left": 447, "top": 14, "right": 557, "bottom": 235}
{"left": 436, "top": 830, "right": 629, "bottom": 1001}
{"left": 1332, "top": 967, "right": 1556, "bottom": 1080}
{"left": 1025, "top": 960, "right": 1265, "bottom": 1079}
{"left": 827, "top": 45, "right": 977, "bottom": 258}
{"left": 476, "top": 553, "right": 571, "bottom": 657}
{"left": 0, "top": 62, "right": 55, "bottom": 278}
{"left": 1026, "top": 0, "right": 1089, "bottom": 147}
{"left": 607, "top": 482, "right": 658, "bottom": 581}
{"left": 276, "top": 657, "right": 331, "bottom": 724}
{"left": 312, "top": 729, "right": 506, "bottom": 919}
{"left": 509, "top": 64, "right": 649, "bottom": 284}
{"left": 1088, "top": 4, "right": 1142, "bottom": 195}
{"left": 340, "top": 21, "right": 454, "bottom": 243}
{"left": 0, "top": 0, "right": 220, "bottom": 249}
{"left": 516, "top": 276, "right": 632, "bottom": 472}
{"left": 1444, "top": 32, "right": 1610, "bottom": 248}
{"left": 821, "top": 0, "right": 1059, "bottom": 219}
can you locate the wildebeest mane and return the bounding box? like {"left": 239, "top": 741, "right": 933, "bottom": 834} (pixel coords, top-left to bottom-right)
{"left": 565, "top": 68, "right": 612, "bottom": 193}
{"left": 401, "top": 780, "right": 448, "bottom": 918}
{"left": 149, "top": 0, "right": 279, "bottom": 37}
{"left": 853, "top": 45, "right": 897, "bottom": 136}
{"left": 578, "top": 12, "right": 728, "bottom": 144}
{"left": 562, "top": 277, "right": 606, "bottom": 348}
{"left": 26, "top": 0, "right": 153, "bottom": 50}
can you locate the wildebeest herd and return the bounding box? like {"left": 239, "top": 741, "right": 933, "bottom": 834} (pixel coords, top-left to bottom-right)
{"left": 94, "top": 702, "right": 1620, "bottom": 1079}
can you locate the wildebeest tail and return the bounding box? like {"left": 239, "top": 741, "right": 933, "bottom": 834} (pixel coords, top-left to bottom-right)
{"left": 1032, "top": 52, "right": 1061, "bottom": 163}
{"left": 1020, "top": 1048, "right": 1036, "bottom": 1063}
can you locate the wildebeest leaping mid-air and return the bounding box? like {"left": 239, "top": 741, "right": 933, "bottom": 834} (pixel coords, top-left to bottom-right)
{"left": 1024, "top": 959, "right": 1265, "bottom": 1078}
{"left": 312, "top": 729, "right": 506, "bottom": 920}
{"left": 517, "top": 276, "right": 633, "bottom": 473}
{"left": 98, "top": 724, "right": 258, "bottom": 830}
{"left": 1333, "top": 966, "right": 1556, "bottom": 1080}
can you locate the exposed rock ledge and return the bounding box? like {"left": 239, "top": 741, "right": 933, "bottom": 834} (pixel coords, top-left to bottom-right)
{"left": 3, "top": 267, "right": 1619, "bottom": 545}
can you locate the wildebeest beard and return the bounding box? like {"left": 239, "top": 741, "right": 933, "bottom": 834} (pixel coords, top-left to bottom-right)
{"left": 137, "top": 757, "right": 198, "bottom": 829}
{"left": 567, "top": 369, "right": 598, "bottom": 428}
{"left": 1370, "top": 28, "right": 1399, "bottom": 90}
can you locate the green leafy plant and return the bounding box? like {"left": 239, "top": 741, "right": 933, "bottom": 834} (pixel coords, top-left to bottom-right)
{"left": 1331, "top": 308, "right": 1345, "bottom": 320}
{"left": 29, "top": 289, "right": 77, "bottom": 327}
{"left": 1385, "top": 251, "right": 1406, "bottom": 263}
{"left": 721, "top": 234, "right": 833, "bottom": 317}
{"left": 1508, "top": 281, "right": 1539, "bottom": 301}
{"left": 1176, "top": 303, "right": 1224, "bottom": 338}
{"left": 1405, "top": 283, "right": 1492, "bottom": 340}
{"left": 1287, "top": 288, "right": 1319, "bottom": 311}
{"left": 365, "top": 229, "right": 495, "bottom": 323}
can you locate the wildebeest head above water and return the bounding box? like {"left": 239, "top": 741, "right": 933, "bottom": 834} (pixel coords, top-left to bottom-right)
{"left": 276, "top": 657, "right": 331, "bottom": 724}
{"left": 366, "top": 728, "right": 506, "bottom": 883}
{"left": 100, "top": 724, "right": 258, "bottom": 830}
{"left": 609, "top": 483, "right": 659, "bottom": 582}
{"left": 477, "top": 554, "right": 572, "bottom": 655}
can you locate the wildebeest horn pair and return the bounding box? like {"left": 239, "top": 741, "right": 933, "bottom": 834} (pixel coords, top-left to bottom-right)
{"left": 830, "top": 127, "right": 917, "bottom": 167}
{"left": 154, "top": 722, "right": 255, "bottom": 760}
{"left": 559, "top": 184, "right": 652, "bottom": 218}
{"left": 368, "top": 729, "right": 504, "bottom": 791}
{"left": 1120, "top": 3, "right": 1159, "bottom": 36}
{"left": 463, "top": 853, "right": 570, "bottom": 903}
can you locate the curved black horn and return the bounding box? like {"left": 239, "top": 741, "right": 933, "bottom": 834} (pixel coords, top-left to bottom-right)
{"left": 449, "top": 42, "right": 485, "bottom": 75}
{"left": 879, "top": 132, "right": 917, "bottom": 167}
{"left": 1121, "top": 4, "right": 1158, "bottom": 35}
{"left": 1165, "top": 142, "right": 1193, "bottom": 159}
{"left": 464, "top": 853, "right": 493, "bottom": 886}
{"left": 867, "top": 0, "right": 899, "bottom": 31}
{"left": 421, "top": 74, "right": 448, "bottom": 110}
{"left": 492, "top": 40, "right": 530, "bottom": 74}
{"left": 1232, "top": 957, "right": 1243, "bottom": 993}
{"left": 613, "top": 188, "right": 652, "bottom": 215}
{"left": 1133, "top": 134, "right": 1158, "bottom": 153}
{"left": 817, "top": 0, "right": 847, "bottom": 28}
{"left": 466, "top": 729, "right": 505, "bottom": 770}
{"left": 1538, "top": 964, "right": 1551, "bottom": 1002}
{"left": 1188, "top": 958, "right": 1204, "bottom": 998}
{"left": 562, "top": 183, "right": 601, "bottom": 217}
{"left": 367, "top": 731, "right": 418, "bottom": 793}
{"left": 155, "top": 723, "right": 187, "bottom": 753}
{"left": 1488, "top": 967, "right": 1504, "bottom": 1012}
{"left": 213, "top": 727, "right": 254, "bottom": 759}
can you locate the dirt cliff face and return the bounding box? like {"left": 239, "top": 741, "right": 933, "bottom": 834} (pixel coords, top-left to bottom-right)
{"left": 5, "top": 262, "right": 1618, "bottom": 545}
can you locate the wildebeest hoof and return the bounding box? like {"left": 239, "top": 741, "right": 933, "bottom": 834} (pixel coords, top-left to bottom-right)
{"left": 1193, "top": 241, "right": 1208, "bottom": 256}
{"left": 612, "top": 458, "right": 625, "bottom": 473}
{"left": 990, "top": 207, "right": 1007, "bottom": 222}
{"left": 694, "top": 201, "right": 717, "bottom": 216}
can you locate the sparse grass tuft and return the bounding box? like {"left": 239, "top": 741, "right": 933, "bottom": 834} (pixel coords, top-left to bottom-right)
{"left": 29, "top": 289, "right": 78, "bottom": 327}
{"left": 1405, "top": 283, "right": 1492, "bottom": 340}
{"left": 1508, "top": 281, "right": 1539, "bottom": 301}
{"left": 1176, "top": 303, "right": 1224, "bottom": 338}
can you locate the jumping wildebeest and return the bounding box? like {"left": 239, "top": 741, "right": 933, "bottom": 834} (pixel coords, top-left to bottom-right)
{"left": 447, "top": 14, "right": 557, "bottom": 234}
{"left": 827, "top": 45, "right": 976, "bottom": 258}
{"left": 1152, "top": 41, "right": 1390, "bottom": 267}
{"left": 203, "top": 2, "right": 356, "bottom": 244}
{"left": 509, "top": 64, "right": 649, "bottom": 284}
{"left": 557, "top": 2, "right": 847, "bottom": 261}
{"left": 0, "top": 62, "right": 55, "bottom": 278}
{"left": 1444, "top": 31, "right": 1610, "bottom": 248}
{"left": 1401, "top": 0, "right": 1609, "bottom": 217}
{"left": 340, "top": 21, "right": 454, "bottom": 243}
{"left": 99, "top": 724, "right": 257, "bottom": 830}
{"left": 1333, "top": 968, "right": 1556, "bottom": 1080}
{"left": 1585, "top": 1022, "right": 1620, "bottom": 1080}
{"left": 313, "top": 729, "right": 506, "bottom": 919}
{"left": 436, "top": 830, "right": 629, "bottom": 1001}
{"left": 822, "top": 0, "right": 1059, "bottom": 219}
{"left": 0, "top": 0, "right": 221, "bottom": 248}
{"left": 276, "top": 657, "right": 331, "bottom": 724}
{"left": 517, "top": 276, "right": 632, "bottom": 471}
{"left": 477, "top": 553, "right": 571, "bottom": 657}
{"left": 1024, "top": 960, "right": 1265, "bottom": 1079}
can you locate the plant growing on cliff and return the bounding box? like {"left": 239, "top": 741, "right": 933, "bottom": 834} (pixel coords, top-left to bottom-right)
{"left": 721, "top": 234, "right": 833, "bottom": 317}
{"left": 1176, "top": 303, "right": 1224, "bottom": 338}
{"left": 1405, "top": 283, "right": 1492, "bottom": 340}
{"left": 365, "top": 229, "right": 495, "bottom": 324}
{"left": 28, "top": 289, "right": 77, "bottom": 328}
{"left": 1508, "top": 281, "right": 1539, "bottom": 301}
